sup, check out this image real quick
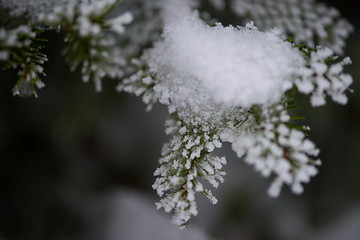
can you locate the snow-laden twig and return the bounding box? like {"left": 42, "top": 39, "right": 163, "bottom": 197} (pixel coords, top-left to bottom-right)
{"left": 153, "top": 115, "right": 227, "bottom": 228}
{"left": 231, "top": 0, "right": 353, "bottom": 54}
{"left": 39, "top": 0, "right": 132, "bottom": 91}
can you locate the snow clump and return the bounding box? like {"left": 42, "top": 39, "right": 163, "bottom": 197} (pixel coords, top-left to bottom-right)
{"left": 145, "top": 11, "right": 305, "bottom": 117}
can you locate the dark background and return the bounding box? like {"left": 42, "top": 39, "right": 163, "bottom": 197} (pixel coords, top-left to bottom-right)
{"left": 0, "top": 1, "right": 360, "bottom": 239}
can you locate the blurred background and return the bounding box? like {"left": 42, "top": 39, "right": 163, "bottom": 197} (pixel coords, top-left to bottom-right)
{"left": 0, "top": 0, "right": 360, "bottom": 239}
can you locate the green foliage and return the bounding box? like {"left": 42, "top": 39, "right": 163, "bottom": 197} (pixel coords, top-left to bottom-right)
{"left": 1, "top": 27, "right": 47, "bottom": 97}
{"left": 0, "top": 0, "right": 131, "bottom": 95}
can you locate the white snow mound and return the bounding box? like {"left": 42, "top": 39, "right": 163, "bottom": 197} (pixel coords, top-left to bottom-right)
{"left": 157, "top": 15, "right": 304, "bottom": 108}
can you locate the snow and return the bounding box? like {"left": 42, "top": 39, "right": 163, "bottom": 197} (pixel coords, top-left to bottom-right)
{"left": 146, "top": 5, "right": 305, "bottom": 119}
{"left": 231, "top": 0, "right": 353, "bottom": 54}
{"left": 152, "top": 117, "right": 227, "bottom": 227}
{"left": 296, "top": 47, "right": 353, "bottom": 107}
{"left": 229, "top": 104, "right": 321, "bottom": 198}
{"left": 108, "top": 12, "right": 134, "bottom": 35}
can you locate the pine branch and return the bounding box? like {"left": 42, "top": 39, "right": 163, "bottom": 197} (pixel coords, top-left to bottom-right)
{"left": 39, "top": 0, "right": 132, "bottom": 91}
{"left": 0, "top": 26, "right": 47, "bottom": 97}
{"left": 153, "top": 114, "right": 226, "bottom": 228}
{"left": 231, "top": 0, "right": 353, "bottom": 54}
{"left": 231, "top": 101, "right": 320, "bottom": 197}
{"left": 116, "top": 62, "right": 158, "bottom": 111}
{"left": 294, "top": 45, "right": 353, "bottom": 106}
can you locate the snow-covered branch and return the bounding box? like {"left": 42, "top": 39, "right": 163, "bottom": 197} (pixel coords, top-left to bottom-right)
{"left": 0, "top": 0, "right": 354, "bottom": 228}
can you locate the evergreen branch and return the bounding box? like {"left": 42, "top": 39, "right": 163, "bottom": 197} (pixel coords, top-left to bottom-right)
{"left": 231, "top": 102, "right": 320, "bottom": 197}
{"left": 231, "top": 0, "right": 353, "bottom": 54}
{"left": 153, "top": 114, "right": 226, "bottom": 227}
{"left": 116, "top": 62, "right": 158, "bottom": 111}
{"left": 39, "top": 0, "right": 132, "bottom": 91}
{"left": 0, "top": 26, "right": 47, "bottom": 97}
{"left": 294, "top": 45, "right": 353, "bottom": 106}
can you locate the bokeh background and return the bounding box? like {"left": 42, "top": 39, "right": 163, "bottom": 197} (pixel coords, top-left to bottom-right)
{"left": 0, "top": 0, "right": 360, "bottom": 239}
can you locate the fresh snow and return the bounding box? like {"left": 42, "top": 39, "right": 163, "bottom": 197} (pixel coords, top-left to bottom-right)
{"left": 146, "top": 8, "right": 305, "bottom": 115}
